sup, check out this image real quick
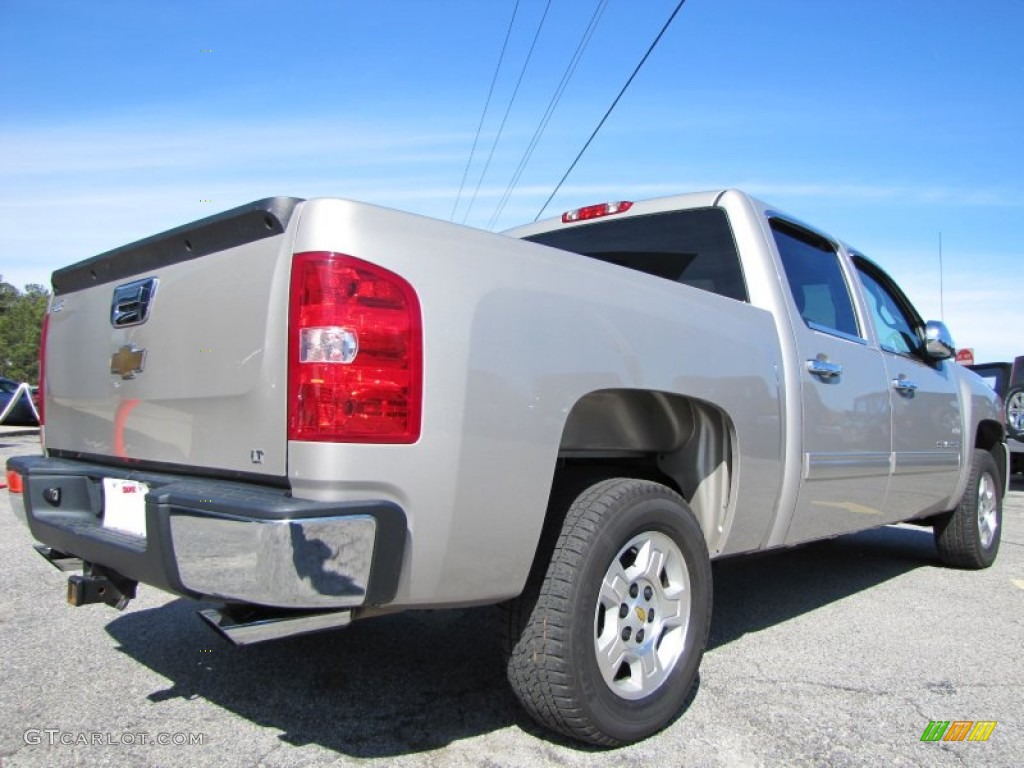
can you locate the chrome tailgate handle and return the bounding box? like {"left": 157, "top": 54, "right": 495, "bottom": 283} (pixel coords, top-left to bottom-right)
{"left": 806, "top": 358, "right": 842, "bottom": 380}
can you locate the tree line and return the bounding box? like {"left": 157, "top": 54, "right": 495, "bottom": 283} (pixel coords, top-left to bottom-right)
{"left": 0, "top": 279, "right": 49, "bottom": 384}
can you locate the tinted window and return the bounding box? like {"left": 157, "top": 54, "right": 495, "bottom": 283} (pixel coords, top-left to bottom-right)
{"left": 524, "top": 208, "right": 747, "bottom": 302}
{"left": 854, "top": 258, "right": 924, "bottom": 357}
{"left": 771, "top": 219, "right": 860, "bottom": 338}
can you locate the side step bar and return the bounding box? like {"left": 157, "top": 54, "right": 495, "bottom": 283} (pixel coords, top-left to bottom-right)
{"left": 198, "top": 606, "right": 353, "bottom": 645}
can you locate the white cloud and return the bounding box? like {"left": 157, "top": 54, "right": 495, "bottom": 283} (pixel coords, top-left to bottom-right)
{"left": 3, "top": 112, "right": 1021, "bottom": 370}
{"left": 887, "top": 268, "right": 1022, "bottom": 364}
{"left": 0, "top": 116, "right": 471, "bottom": 177}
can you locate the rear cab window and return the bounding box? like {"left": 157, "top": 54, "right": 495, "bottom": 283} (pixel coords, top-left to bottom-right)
{"left": 523, "top": 208, "right": 748, "bottom": 302}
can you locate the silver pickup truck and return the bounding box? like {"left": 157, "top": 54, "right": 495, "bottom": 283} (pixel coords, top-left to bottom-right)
{"left": 6, "top": 189, "right": 1006, "bottom": 745}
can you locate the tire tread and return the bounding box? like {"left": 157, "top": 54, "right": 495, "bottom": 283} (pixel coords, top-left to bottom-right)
{"left": 934, "top": 448, "right": 1001, "bottom": 569}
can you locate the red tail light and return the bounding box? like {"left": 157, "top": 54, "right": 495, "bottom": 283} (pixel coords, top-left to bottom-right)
{"left": 37, "top": 312, "right": 49, "bottom": 425}
{"left": 288, "top": 252, "right": 422, "bottom": 443}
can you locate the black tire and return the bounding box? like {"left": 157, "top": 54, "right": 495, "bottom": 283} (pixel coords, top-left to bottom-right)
{"left": 503, "top": 477, "right": 712, "bottom": 746}
{"left": 1006, "top": 385, "right": 1024, "bottom": 441}
{"left": 933, "top": 449, "right": 1002, "bottom": 569}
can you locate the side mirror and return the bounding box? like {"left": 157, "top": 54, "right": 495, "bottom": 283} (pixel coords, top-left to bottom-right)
{"left": 924, "top": 320, "right": 955, "bottom": 361}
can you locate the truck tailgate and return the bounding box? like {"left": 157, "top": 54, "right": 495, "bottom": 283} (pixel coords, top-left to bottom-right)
{"left": 43, "top": 198, "right": 303, "bottom": 479}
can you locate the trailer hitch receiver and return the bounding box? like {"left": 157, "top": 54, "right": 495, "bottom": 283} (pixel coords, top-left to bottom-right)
{"left": 66, "top": 565, "right": 137, "bottom": 610}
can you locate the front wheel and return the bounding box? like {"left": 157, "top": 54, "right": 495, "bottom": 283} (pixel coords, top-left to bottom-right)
{"left": 934, "top": 448, "right": 1002, "bottom": 569}
{"left": 503, "top": 477, "right": 712, "bottom": 746}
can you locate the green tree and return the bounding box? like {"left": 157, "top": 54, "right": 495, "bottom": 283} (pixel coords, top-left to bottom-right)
{"left": 0, "top": 279, "right": 50, "bottom": 384}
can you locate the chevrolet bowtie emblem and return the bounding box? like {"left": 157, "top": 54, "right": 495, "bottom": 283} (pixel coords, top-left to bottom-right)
{"left": 110, "top": 345, "right": 146, "bottom": 380}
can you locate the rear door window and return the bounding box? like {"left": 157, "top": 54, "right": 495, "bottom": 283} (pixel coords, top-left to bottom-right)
{"left": 771, "top": 219, "right": 861, "bottom": 339}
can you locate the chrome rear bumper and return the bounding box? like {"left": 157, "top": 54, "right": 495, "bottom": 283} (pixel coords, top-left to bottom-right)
{"left": 169, "top": 510, "right": 377, "bottom": 608}
{"left": 6, "top": 454, "right": 406, "bottom": 610}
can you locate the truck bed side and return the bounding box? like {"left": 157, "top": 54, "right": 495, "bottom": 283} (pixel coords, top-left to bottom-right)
{"left": 287, "top": 198, "right": 785, "bottom": 606}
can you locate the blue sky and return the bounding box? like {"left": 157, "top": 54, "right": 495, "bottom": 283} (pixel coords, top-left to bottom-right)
{"left": 2, "top": 0, "right": 1021, "bottom": 362}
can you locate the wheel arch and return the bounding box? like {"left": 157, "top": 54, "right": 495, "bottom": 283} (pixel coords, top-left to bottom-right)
{"left": 975, "top": 418, "right": 1008, "bottom": 494}
{"left": 548, "top": 389, "right": 735, "bottom": 552}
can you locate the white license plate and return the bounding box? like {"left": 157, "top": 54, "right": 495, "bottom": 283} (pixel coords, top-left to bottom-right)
{"left": 102, "top": 478, "right": 149, "bottom": 537}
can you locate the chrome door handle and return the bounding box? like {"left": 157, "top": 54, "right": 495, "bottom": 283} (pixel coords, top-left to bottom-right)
{"left": 806, "top": 358, "right": 842, "bottom": 379}
{"left": 892, "top": 376, "right": 918, "bottom": 394}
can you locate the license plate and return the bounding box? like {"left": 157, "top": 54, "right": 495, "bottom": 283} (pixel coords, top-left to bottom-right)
{"left": 102, "top": 478, "right": 148, "bottom": 537}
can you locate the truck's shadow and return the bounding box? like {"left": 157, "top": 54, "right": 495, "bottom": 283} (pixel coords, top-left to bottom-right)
{"left": 106, "top": 603, "right": 523, "bottom": 756}
{"left": 708, "top": 524, "right": 938, "bottom": 649}
{"left": 104, "top": 524, "right": 939, "bottom": 756}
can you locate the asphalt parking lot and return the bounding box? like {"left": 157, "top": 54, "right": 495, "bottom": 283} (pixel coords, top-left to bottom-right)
{"left": 1, "top": 432, "right": 1020, "bottom": 768}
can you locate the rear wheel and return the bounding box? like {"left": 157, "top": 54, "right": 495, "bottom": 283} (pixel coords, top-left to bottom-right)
{"left": 934, "top": 448, "right": 1002, "bottom": 569}
{"left": 503, "top": 477, "right": 712, "bottom": 746}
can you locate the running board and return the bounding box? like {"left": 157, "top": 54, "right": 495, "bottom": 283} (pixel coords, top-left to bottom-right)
{"left": 198, "top": 606, "right": 353, "bottom": 645}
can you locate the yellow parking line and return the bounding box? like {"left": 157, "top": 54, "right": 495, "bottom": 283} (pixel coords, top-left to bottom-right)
{"left": 1012, "top": 579, "right": 1024, "bottom": 591}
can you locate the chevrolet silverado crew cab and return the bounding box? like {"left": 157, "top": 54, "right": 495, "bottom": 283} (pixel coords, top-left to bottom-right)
{"left": 7, "top": 190, "right": 1007, "bottom": 745}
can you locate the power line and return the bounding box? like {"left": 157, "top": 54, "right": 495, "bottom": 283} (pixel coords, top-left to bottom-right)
{"left": 487, "top": 0, "right": 610, "bottom": 230}
{"left": 462, "top": 0, "right": 553, "bottom": 225}
{"left": 534, "top": 0, "right": 689, "bottom": 222}
{"left": 450, "top": 1, "right": 520, "bottom": 222}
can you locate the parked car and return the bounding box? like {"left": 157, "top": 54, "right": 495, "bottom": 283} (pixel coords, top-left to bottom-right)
{"left": 968, "top": 357, "right": 1023, "bottom": 473}
{"left": 0, "top": 377, "right": 39, "bottom": 426}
